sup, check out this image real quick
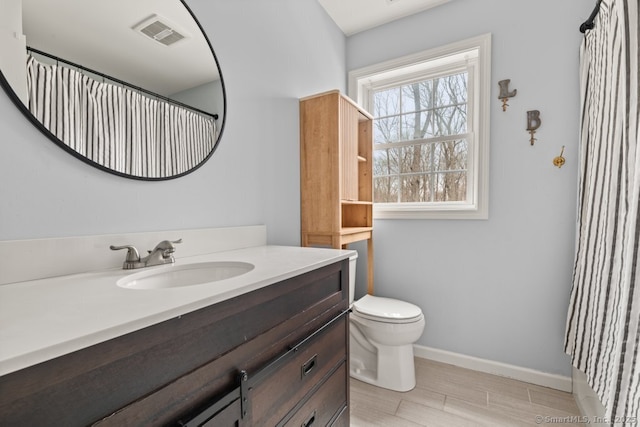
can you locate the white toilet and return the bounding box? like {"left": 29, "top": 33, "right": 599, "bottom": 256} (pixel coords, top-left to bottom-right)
{"left": 348, "top": 254, "right": 425, "bottom": 392}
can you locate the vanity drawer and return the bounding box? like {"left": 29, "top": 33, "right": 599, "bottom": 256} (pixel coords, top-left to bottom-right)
{"left": 281, "top": 361, "right": 348, "bottom": 427}
{"left": 249, "top": 312, "right": 347, "bottom": 425}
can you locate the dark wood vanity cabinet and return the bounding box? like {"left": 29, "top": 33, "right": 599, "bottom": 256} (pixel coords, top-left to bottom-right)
{"left": 0, "top": 259, "right": 350, "bottom": 426}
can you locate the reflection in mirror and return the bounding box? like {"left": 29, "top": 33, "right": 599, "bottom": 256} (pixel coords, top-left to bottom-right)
{"left": 0, "top": 0, "right": 225, "bottom": 180}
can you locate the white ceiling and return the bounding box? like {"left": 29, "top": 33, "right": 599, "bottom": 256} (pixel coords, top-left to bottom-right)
{"left": 318, "top": 0, "right": 451, "bottom": 36}
{"left": 17, "top": 0, "right": 449, "bottom": 97}
{"left": 21, "top": 0, "right": 218, "bottom": 96}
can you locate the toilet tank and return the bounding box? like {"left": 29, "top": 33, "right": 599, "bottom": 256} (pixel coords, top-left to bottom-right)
{"left": 349, "top": 252, "right": 358, "bottom": 305}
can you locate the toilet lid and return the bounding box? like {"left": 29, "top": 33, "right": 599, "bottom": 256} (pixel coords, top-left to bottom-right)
{"left": 353, "top": 294, "right": 423, "bottom": 322}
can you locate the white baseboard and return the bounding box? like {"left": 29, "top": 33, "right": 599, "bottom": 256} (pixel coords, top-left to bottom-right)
{"left": 413, "top": 344, "right": 572, "bottom": 392}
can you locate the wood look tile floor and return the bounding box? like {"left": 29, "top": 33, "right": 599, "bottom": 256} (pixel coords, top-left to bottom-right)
{"left": 350, "top": 358, "right": 582, "bottom": 426}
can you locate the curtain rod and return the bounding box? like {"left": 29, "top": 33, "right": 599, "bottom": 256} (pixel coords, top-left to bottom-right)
{"left": 26, "top": 47, "right": 218, "bottom": 120}
{"left": 580, "top": 0, "right": 603, "bottom": 33}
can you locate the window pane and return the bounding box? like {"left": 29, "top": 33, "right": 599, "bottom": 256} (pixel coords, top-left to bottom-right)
{"left": 374, "top": 116, "right": 400, "bottom": 143}
{"left": 434, "top": 72, "right": 467, "bottom": 107}
{"left": 401, "top": 174, "right": 432, "bottom": 203}
{"left": 374, "top": 175, "right": 398, "bottom": 202}
{"left": 433, "top": 105, "right": 467, "bottom": 135}
{"left": 433, "top": 140, "right": 468, "bottom": 172}
{"left": 400, "top": 111, "right": 432, "bottom": 141}
{"left": 434, "top": 171, "right": 467, "bottom": 201}
{"left": 399, "top": 143, "right": 432, "bottom": 174}
{"left": 401, "top": 81, "right": 433, "bottom": 113}
{"left": 373, "top": 87, "right": 400, "bottom": 117}
{"left": 370, "top": 65, "right": 473, "bottom": 207}
{"left": 373, "top": 148, "right": 400, "bottom": 175}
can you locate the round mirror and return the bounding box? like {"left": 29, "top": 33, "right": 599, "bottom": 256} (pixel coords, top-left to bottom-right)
{"left": 0, "top": 0, "right": 225, "bottom": 180}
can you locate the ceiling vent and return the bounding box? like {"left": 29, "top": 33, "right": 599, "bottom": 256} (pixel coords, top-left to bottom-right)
{"left": 134, "top": 15, "right": 186, "bottom": 47}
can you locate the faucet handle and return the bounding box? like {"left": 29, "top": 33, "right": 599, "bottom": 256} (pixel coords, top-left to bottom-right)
{"left": 109, "top": 244, "right": 141, "bottom": 262}
{"left": 146, "top": 239, "right": 182, "bottom": 259}
{"left": 152, "top": 239, "right": 182, "bottom": 251}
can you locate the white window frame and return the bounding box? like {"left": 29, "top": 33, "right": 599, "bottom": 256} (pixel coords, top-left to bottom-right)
{"left": 348, "top": 33, "right": 491, "bottom": 220}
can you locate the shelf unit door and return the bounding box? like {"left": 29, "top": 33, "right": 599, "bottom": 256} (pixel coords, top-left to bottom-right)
{"left": 339, "top": 97, "right": 359, "bottom": 202}
{"left": 300, "top": 94, "right": 341, "bottom": 239}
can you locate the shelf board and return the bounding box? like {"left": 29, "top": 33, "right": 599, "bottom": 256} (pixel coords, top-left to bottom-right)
{"left": 303, "top": 227, "right": 373, "bottom": 237}
{"left": 302, "top": 227, "right": 372, "bottom": 247}
{"left": 339, "top": 228, "right": 373, "bottom": 246}
{"left": 341, "top": 200, "right": 373, "bottom": 205}
{"left": 339, "top": 226, "right": 373, "bottom": 236}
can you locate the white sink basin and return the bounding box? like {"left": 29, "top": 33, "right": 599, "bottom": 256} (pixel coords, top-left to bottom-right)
{"left": 117, "top": 261, "right": 255, "bottom": 290}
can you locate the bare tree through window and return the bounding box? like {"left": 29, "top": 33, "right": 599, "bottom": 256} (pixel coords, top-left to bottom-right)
{"left": 372, "top": 72, "right": 468, "bottom": 203}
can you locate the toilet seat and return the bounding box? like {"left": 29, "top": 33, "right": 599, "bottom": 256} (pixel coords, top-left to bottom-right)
{"left": 352, "top": 294, "right": 423, "bottom": 324}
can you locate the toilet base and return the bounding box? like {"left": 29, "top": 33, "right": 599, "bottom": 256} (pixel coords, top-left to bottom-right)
{"left": 350, "top": 339, "right": 417, "bottom": 392}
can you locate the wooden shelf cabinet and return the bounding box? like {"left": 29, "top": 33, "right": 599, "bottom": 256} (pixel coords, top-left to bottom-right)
{"left": 300, "top": 90, "right": 374, "bottom": 293}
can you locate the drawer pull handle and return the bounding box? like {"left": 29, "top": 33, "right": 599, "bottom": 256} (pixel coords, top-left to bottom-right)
{"left": 302, "top": 354, "right": 317, "bottom": 377}
{"left": 301, "top": 410, "right": 316, "bottom": 427}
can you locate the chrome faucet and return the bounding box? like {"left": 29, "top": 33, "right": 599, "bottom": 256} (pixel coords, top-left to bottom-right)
{"left": 110, "top": 239, "right": 182, "bottom": 269}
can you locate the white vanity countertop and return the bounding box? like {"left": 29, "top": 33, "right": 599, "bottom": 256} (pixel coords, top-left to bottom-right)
{"left": 0, "top": 245, "right": 354, "bottom": 376}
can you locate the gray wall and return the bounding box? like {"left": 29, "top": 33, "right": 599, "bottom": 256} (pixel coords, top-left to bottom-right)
{"left": 0, "top": 0, "right": 344, "bottom": 245}
{"left": 347, "top": 0, "right": 585, "bottom": 376}
{"left": 169, "top": 79, "right": 224, "bottom": 119}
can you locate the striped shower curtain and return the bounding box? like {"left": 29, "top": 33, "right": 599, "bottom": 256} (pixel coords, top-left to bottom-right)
{"left": 26, "top": 56, "right": 216, "bottom": 178}
{"left": 564, "top": 0, "right": 639, "bottom": 424}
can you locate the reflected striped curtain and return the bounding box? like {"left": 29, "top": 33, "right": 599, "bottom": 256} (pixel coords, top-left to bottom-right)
{"left": 26, "top": 56, "right": 216, "bottom": 178}
{"left": 564, "top": 0, "right": 639, "bottom": 424}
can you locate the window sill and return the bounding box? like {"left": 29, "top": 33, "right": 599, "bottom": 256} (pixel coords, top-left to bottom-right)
{"left": 373, "top": 203, "right": 488, "bottom": 220}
